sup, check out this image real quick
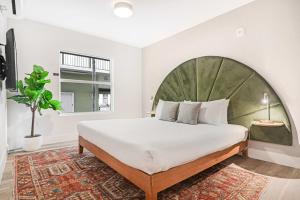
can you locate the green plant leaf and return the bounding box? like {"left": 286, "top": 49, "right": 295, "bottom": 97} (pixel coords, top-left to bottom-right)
{"left": 24, "top": 77, "right": 34, "bottom": 86}
{"left": 39, "top": 100, "right": 49, "bottom": 109}
{"left": 24, "top": 88, "right": 37, "bottom": 100}
{"left": 33, "top": 65, "right": 44, "bottom": 73}
{"left": 43, "top": 90, "right": 53, "bottom": 100}
{"left": 8, "top": 95, "right": 31, "bottom": 106}
{"left": 17, "top": 80, "right": 25, "bottom": 95}
{"left": 40, "top": 71, "right": 49, "bottom": 79}
{"left": 37, "top": 79, "right": 51, "bottom": 84}
{"left": 49, "top": 100, "right": 62, "bottom": 110}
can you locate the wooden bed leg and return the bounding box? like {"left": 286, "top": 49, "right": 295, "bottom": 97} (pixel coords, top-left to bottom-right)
{"left": 145, "top": 191, "right": 157, "bottom": 200}
{"left": 145, "top": 179, "right": 157, "bottom": 200}
{"left": 242, "top": 148, "right": 248, "bottom": 158}
{"left": 79, "top": 144, "right": 84, "bottom": 154}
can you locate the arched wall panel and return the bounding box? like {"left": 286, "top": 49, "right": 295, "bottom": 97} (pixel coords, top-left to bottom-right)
{"left": 153, "top": 56, "right": 292, "bottom": 145}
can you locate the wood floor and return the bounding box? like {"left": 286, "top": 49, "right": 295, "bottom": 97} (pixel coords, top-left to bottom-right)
{"left": 0, "top": 141, "right": 299, "bottom": 200}
{"left": 223, "top": 155, "right": 300, "bottom": 179}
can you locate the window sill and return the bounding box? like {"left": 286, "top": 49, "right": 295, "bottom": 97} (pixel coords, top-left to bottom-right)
{"left": 59, "top": 111, "right": 114, "bottom": 117}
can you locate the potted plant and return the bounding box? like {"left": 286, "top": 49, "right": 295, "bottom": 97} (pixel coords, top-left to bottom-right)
{"left": 9, "top": 65, "right": 62, "bottom": 151}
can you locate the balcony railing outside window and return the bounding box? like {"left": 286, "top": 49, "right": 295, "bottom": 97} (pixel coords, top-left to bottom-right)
{"left": 60, "top": 52, "right": 110, "bottom": 72}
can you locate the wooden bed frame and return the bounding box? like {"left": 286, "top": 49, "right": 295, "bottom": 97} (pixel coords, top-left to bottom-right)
{"left": 79, "top": 136, "right": 247, "bottom": 200}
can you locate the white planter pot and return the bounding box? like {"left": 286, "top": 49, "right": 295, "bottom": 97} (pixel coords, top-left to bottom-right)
{"left": 23, "top": 135, "right": 43, "bottom": 151}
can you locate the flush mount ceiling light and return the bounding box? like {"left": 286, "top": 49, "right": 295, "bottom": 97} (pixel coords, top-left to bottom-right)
{"left": 113, "top": 1, "right": 133, "bottom": 18}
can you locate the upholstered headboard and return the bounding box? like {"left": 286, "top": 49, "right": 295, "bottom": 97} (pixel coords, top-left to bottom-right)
{"left": 153, "top": 56, "right": 292, "bottom": 146}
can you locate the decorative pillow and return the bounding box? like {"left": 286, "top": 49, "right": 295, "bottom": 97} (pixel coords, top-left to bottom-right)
{"left": 155, "top": 99, "right": 164, "bottom": 119}
{"left": 158, "top": 100, "right": 179, "bottom": 122}
{"left": 198, "top": 99, "right": 229, "bottom": 125}
{"left": 177, "top": 102, "right": 201, "bottom": 125}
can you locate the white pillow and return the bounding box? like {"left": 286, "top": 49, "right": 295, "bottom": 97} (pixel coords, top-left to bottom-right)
{"left": 158, "top": 101, "right": 179, "bottom": 122}
{"left": 155, "top": 100, "right": 179, "bottom": 119}
{"left": 177, "top": 102, "right": 201, "bottom": 125}
{"left": 155, "top": 100, "right": 164, "bottom": 119}
{"left": 198, "top": 99, "right": 229, "bottom": 125}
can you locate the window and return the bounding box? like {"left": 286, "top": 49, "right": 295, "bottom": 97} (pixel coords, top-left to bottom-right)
{"left": 59, "top": 52, "right": 112, "bottom": 113}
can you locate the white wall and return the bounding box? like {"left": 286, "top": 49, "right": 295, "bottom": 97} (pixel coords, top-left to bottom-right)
{"left": 0, "top": 80, "right": 7, "bottom": 183}
{"left": 0, "top": 11, "right": 7, "bottom": 182}
{"left": 7, "top": 19, "right": 142, "bottom": 150}
{"left": 142, "top": 0, "right": 300, "bottom": 167}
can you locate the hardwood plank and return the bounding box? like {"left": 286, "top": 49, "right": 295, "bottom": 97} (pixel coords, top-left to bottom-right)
{"left": 291, "top": 168, "right": 300, "bottom": 179}
{"left": 238, "top": 157, "right": 263, "bottom": 171}
{"left": 251, "top": 160, "right": 297, "bottom": 179}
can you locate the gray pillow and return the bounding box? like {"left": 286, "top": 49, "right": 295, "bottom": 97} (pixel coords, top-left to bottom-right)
{"left": 159, "top": 101, "right": 180, "bottom": 122}
{"left": 177, "top": 102, "right": 201, "bottom": 125}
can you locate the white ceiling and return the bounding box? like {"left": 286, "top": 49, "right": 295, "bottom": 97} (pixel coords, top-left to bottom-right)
{"left": 9, "top": 0, "right": 255, "bottom": 47}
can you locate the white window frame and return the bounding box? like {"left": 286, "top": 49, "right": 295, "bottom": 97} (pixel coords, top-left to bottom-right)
{"left": 58, "top": 51, "right": 114, "bottom": 116}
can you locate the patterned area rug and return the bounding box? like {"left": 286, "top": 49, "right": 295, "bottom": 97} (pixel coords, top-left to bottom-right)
{"left": 14, "top": 147, "right": 268, "bottom": 200}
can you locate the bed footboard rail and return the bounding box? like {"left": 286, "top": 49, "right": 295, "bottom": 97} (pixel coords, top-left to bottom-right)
{"left": 79, "top": 136, "right": 247, "bottom": 200}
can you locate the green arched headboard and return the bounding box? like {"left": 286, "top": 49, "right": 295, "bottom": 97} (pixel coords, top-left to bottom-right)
{"left": 153, "top": 56, "right": 292, "bottom": 146}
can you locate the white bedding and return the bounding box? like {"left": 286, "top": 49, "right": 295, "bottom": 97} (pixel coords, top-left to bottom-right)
{"left": 77, "top": 118, "right": 248, "bottom": 174}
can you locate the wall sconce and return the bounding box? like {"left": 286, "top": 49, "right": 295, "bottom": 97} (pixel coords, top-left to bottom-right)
{"left": 146, "top": 96, "right": 155, "bottom": 117}
{"left": 262, "top": 93, "right": 270, "bottom": 121}
{"left": 149, "top": 96, "right": 154, "bottom": 110}
{"left": 149, "top": 96, "right": 154, "bottom": 103}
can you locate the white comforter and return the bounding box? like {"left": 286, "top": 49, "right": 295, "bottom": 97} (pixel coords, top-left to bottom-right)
{"left": 77, "top": 118, "right": 247, "bottom": 174}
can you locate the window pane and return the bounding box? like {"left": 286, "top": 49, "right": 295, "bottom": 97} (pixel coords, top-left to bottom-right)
{"left": 60, "top": 70, "right": 93, "bottom": 81}
{"left": 60, "top": 82, "right": 111, "bottom": 113}
{"left": 61, "top": 82, "right": 93, "bottom": 113}
{"left": 97, "top": 86, "right": 111, "bottom": 111}
{"left": 95, "top": 71, "right": 110, "bottom": 82}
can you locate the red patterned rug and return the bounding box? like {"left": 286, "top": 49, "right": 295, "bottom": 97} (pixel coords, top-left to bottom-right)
{"left": 14, "top": 147, "right": 268, "bottom": 200}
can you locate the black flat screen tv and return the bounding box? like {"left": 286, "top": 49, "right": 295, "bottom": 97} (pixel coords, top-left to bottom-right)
{"left": 5, "top": 29, "right": 18, "bottom": 91}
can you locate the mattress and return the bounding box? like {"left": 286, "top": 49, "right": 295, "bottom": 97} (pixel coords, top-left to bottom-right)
{"left": 77, "top": 118, "right": 248, "bottom": 174}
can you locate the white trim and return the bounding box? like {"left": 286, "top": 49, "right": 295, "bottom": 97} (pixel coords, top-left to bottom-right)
{"left": 0, "top": 147, "right": 7, "bottom": 184}
{"left": 60, "top": 65, "right": 110, "bottom": 74}
{"left": 248, "top": 147, "right": 300, "bottom": 169}
{"left": 110, "top": 58, "right": 115, "bottom": 112}
{"left": 60, "top": 79, "right": 111, "bottom": 86}
{"left": 61, "top": 65, "right": 92, "bottom": 72}
{"left": 59, "top": 110, "right": 113, "bottom": 117}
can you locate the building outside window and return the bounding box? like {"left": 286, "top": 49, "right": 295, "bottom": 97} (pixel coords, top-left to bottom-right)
{"left": 59, "top": 52, "right": 112, "bottom": 113}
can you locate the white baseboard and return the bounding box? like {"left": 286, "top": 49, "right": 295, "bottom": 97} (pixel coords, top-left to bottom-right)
{"left": 0, "top": 147, "right": 7, "bottom": 184}
{"left": 249, "top": 148, "right": 300, "bottom": 169}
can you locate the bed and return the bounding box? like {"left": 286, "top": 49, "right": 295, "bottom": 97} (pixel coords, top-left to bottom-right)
{"left": 78, "top": 118, "right": 248, "bottom": 175}
{"left": 78, "top": 56, "right": 291, "bottom": 200}
{"left": 78, "top": 118, "right": 248, "bottom": 200}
